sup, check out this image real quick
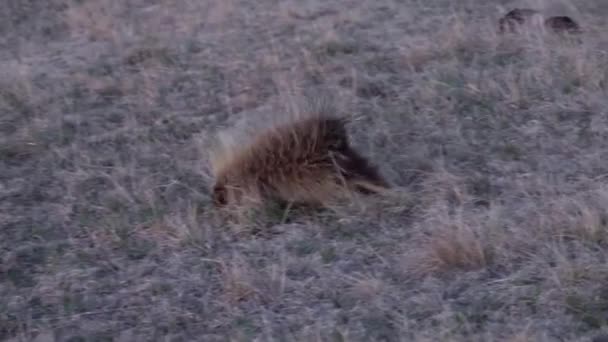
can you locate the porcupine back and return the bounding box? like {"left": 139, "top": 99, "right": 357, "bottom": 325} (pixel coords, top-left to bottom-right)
{"left": 210, "top": 115, "right": 389, "bottom": 208}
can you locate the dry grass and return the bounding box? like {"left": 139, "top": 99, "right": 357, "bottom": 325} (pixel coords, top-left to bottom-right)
{"left": 2, "top": 0, "right": 608, "bottom": 341}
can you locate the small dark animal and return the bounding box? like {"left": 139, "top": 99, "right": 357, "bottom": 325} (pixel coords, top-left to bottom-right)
{"left": 210, "top": 115, "right": 390, "bottom": 209}
{"left": 544, "top": 16, "right": 582, "bottom": 34}
{"left": 498, "top": 8, "right": 583, "bottom": 35}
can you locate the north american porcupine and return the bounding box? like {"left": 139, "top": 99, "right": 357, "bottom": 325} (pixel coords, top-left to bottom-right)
{"left": 498, "top": 8, "right": 582, "bottom": 35}
{"left": 544, "top": 16, "right": 582, "bottom": 34}
{"left": 209, "top": 115, "right": 390, "bottom": 209}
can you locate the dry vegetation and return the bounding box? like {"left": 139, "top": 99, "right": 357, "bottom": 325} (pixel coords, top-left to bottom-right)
{"left": 2, "top": 0, "right": 608, "bottom": 341}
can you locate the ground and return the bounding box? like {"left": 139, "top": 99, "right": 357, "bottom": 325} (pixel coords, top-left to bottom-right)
{"left": 2, "top": 0, "right": 608, "bottom": 341}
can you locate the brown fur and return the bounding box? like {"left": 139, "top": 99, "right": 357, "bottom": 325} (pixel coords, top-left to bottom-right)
{"left": 210, "top": 115, "right": 390, "bottom": 209}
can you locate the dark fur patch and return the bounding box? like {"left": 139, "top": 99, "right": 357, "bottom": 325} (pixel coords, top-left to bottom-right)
{"left": 498, "top": 8, "right": 540, "bottom": 34}
{"left": 544, "top": 16, "right": 582, "bottom": 34}
{"left": 212, "top": 184, "right": 228, "bottom": 206}
{"left": 334, "top": 147, "right": 389, "bottom": 190}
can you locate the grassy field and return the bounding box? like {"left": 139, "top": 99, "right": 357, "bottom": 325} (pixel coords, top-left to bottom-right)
{"left": 2, "top": 0, "right": 608, "bottom": 341}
